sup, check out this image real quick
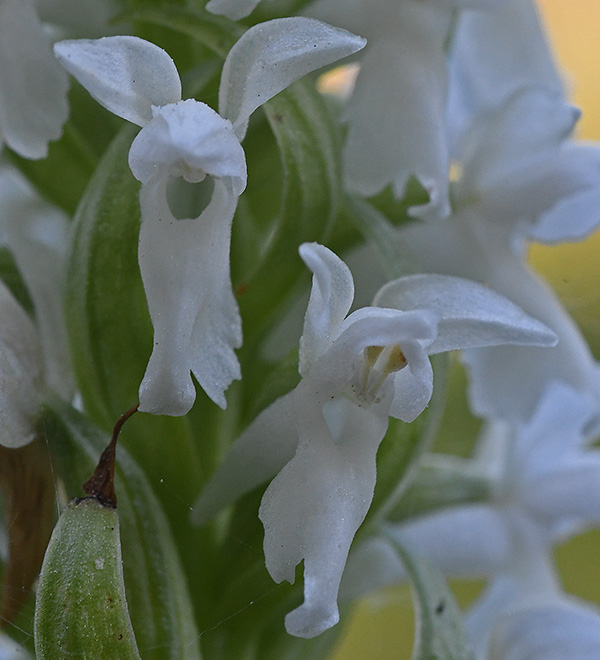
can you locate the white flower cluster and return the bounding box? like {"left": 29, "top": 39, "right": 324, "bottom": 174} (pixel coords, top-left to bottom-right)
{"left": 1, "top": 0, "right": 600, "bottom": 656}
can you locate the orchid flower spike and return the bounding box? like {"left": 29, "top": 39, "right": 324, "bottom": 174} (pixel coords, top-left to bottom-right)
{"left": 54, "top": 21, "right": 366, "bottom": 416}
{"left": 0, "top": 0, "right": 69, "bottom": 159}
{"left": 194, "top": 242, "right": 555, "bottom": 639}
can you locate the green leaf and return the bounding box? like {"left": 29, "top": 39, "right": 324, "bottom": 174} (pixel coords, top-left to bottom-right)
{"left": 64, "top": 125, "right": 199, "bottom": 503}
{"left": 65, "top": 125, "right": 147, "bottom": 426}
{"left": 0, "top": 247, "right": 34, "bottom": 316}
{"left": 236, "top": 78, "right": 343, "bottom": 344}
{"left": 35, "top": 498, "right": 142, "bottom": 660}
{"left": 384, "top": 533, "right": 476, "bottom": 660}
{"left": 39, "top": 398, "right": 202, "bottom": 660}
{"left": 117, "top": 5, "right": 242, "bottom": 58}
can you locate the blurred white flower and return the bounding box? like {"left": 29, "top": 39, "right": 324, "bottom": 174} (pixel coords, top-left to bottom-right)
{"left": 304, "top": 0, "right": 510, "bottom": 220}
{"left": 0, "top": 163, "right": 73, "bottom": 446}
{"left": 342, "top": 380, "right": 600, "bottom": 656}
{"left": 448, "top": 0, "right": 564, "bottom": 151}
{"left": 0, "top": 0, "right": 69, "bottom": 159}
{"left": 194, "top": 241, "right": 555, "bottom": 638}
{"left": 398, "top": 88, "right": 600, "bottom": 421}
{"left": 0, "top": 163, "right": 72, "bottom": 398}
{"left": 54, "top": 20, "right": 366, "bottom": 415}
{"left": 0, "top": 279, "right": 43, "bottom": 448}
{"left": 487, "top": 596, "right": 600, "bottom": 660}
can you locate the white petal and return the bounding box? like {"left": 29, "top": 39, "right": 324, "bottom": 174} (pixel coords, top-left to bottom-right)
{"left": 489, "top": 600, "right": 600, "bottom": 660}
{"left": 128, "top": 100, "right": 246, "bottom": 192}
{"left": 374, "top": 273, "right": 557, "bottom": 354}
{"left": 54, "top": 36, "right": 182, "bottom": 127}
{"left": 0, "top": 281, "right": 43, "bottom": 448}
{"left": 0, "top": 166, "right": 72, "bottom": 399}
{"left": 398, "top": 215, "right": 600, "bottom": 422}
{"left": 219, "top": 17, "right": 366, "bottom": 139}
{"left": 0, "top": 0, "right": 69, "bottom": 158}
{"left": 259, "top": 393, "right": 389, "bottom": 637}
{"left": 394, "top": 505, "right": 512, "bottom": 577}
{"left": 205, "top": 0, "right": 262, "bottom": 20}
{"left": 137, "top": 176, "right": 241, "bottom": 415}
{"left": 309, "top": 307, "right": 439, "bottom": 397}
{"left": 524, "top": 454, "right": 600, "bottom": 525}
{"left": 298, "top": 242, "right": 354, "bottom": 376}
{"left": 389, "top": 339, "right": 433, "bottom": 422}
{"left": 448, "top": 0, "right": 564, "bottom": 150}
{"left": 528, "top": 144, "right": 600, "bottom": 242}
{"left": 456, "top": 88, "right": 578, "bottom": 204}
{"left": 192, "top": 392, "right": 298, "bottom": 524}
{"left": 342, "top": 37, "right": 450, "bottom": 220}
{"left": 0, "top": 631, "right": 31, "bottom": 659}
{"left": 339, "top": 536, "right": 407, "bottom": 603}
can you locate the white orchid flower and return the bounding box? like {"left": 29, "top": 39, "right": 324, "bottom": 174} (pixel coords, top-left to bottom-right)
{"left": 54, "top": 20, "right": 366, "bottom": 415}
{"left": 342, "top": 381, "right": 600, "bottom": 656}
{"left": 398, "top": 88, "right": 600, "bottom": 421}
{"left": 194, "top": 242, "right": 555, "bottom": 639}
{"left": 0, "top": 0, "right": 69, "bottom": 159}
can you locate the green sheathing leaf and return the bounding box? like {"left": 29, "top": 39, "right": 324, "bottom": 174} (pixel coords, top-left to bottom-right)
{"left": 39, "top": 399, "right": 202, "bottom": 660}
{"left": 0, "top": 247, "right": 34, "bottom": 315}
{"left": 35, "top": 499, "right": 142, "bottom": 660}
{"left": 118, "top": 5, "right": 241, "bottom": 59}
{"left": 385, "top": 534, "right": 476, "bottom": 660}
{"left": 236, "top": 79, "right": 342, "bottom": 343}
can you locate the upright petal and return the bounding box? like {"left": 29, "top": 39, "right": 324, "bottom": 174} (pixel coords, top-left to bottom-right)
{"left": 374, "top": 273, "right": 557, "bottom": 354}
{"left": 0, "top": 0, "right": 69, "bottom": 158}
{"left": 298, "top": 242, "right": 355, "bottom": 376}
{"left": 54, "top": 36, "right": 182, "bottom": 127}
{"left": 137, "top": 175, "right": 242, "bottom": 414}
{"left": 259, "top": 390, "right": 390, "bottom": 638}
{"left": 219, "top": 17, "right": 366, "bottom": 139}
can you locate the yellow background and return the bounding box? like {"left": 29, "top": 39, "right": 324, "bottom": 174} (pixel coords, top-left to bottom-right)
{"left": 329, "top": 2, "right": 600, "bottom": 658}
